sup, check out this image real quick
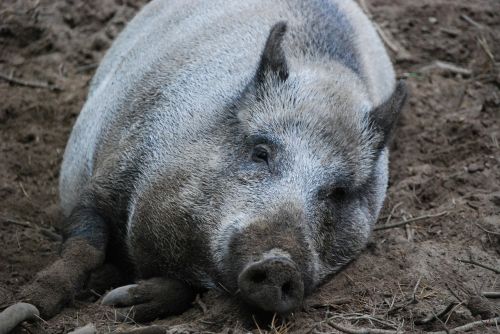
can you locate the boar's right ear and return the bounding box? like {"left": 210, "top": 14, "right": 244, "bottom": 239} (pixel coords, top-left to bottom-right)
{"left": 255, "top": 21, "right": 289, "bottom": 86}
{"left": 368, "top": 80, "right": 408, "bottom": 150}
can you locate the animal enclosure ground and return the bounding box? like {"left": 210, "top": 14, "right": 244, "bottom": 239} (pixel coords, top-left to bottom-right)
{"left": 0, "top": 0, "right": 499, "bottom": 333}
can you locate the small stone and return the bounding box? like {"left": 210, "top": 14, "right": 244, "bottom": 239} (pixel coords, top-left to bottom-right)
{"left": 467, "top": 162, "right": 483, "bottom": 173}
{"left": 91, "top": 34, "right": 109, "bottom": 51}
{"left": 483, "top": 215, "right": 500, "bottom": 226}
{"left": 11, "top": 54, "right": 25, "bottom": 65}
{"left": 428, "top": 17, "right": 438, "bottom": 24}
{"left": 489, "top": 192, "right": 500, "bottom": 207}
{"left": 409, "top": 163, "right": 433, "bottom": 176}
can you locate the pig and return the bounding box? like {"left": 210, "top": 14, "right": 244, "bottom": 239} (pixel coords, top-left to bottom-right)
{"left": 17, "top": 0, "right": 407, "bottom": 323}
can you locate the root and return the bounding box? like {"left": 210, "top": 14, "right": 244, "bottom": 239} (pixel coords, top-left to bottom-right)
{"left": 0, "top": 303, "right": 40, "bottom": 334}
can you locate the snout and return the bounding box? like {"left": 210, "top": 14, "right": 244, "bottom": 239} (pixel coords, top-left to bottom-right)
{"left": 237, "top": 256, "right": 304, "bottom": 314}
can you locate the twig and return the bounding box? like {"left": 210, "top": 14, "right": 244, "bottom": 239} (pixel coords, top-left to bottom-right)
{"left": 453, "top": 82, "right": 468, "bottom": 111}
{"left": 328, "top": 321, "right": 397, "bottom": 334}
{"left": 38, "top": 228, "right": 62, "bottom": 242}
{"left": 0, "top": 72, "right": 62, "bottom": 91}
{"left": 440, "top": 27, "right": 460, "bottom": 37}
{"left": 429, "top": 316, "right": 500, "bottom": 334}
{"left": 460, "top": 14, "right": 484, "bottom": 30}
{"left": 253, "top": 315, "right": 263, "bottom": 334}
{"left": 19, "top": 182, "right": 30, "bottom": 199}
{"left": 418, "top": 61, "right": 472, "bottom": 76}
{"left": 0, "top": 217, "right": 31, "bottom": 228}
{"left": 308, "top": 297, "right": 353, "bottom": 309}
{"left": 217, "top": 282, "right": 231, "bottom": 294}
{"left": 474, "top": 222, "right": 500, "bottom": 236}
{"left": 444, "top": 302, "right": 463, "bottom": 325}
{"left": 411, "top": 277, "right": 422, "bottom": 302}
{"left": 328, "top": 313, "right": 399, "bottom": 330}
{"left": 270, "top": 312, "right": 292, "bottom": 333}
{"left": 481, "top": 291, "right": 500, "bottom": 299}
{"left": 477, "top": 36, "right": 496, "bottom": 65}
{"left": 384, "top": 202, "right": 403, "bottom": 226}
{"left": 89, "top": 289, "right": 102, "bottom": 298}
{"left": 386, "top": 279, "right": 423, "bottom": 316}
{"left": 387, "top": 298, "right": 413, "bottom": 315}
{"left": 357, "top": 0, "right": 370, "bottom": 17}
{"left": 0, "top": 217, "right": 62, "bottom": 242}
{"left": 458, "top": 259, "right": 500, "bottom": 274}
{"left": 194, "top": 294, "right": 208, "bottom": 314}
{"left": 431, "top": 308, "right": 451, "bottom": 334}
{"left": 374, "top": 25, "right": 413, "bottom": 61}
{"left": 374, "top": 211, "right": 448, "bottom": 231}
{"left": 445, "top": 283, "right": 464, "bottom": 303}
{"left": 75, "top": 63, "right": 99, "bottom": 73}
{"left": 31, "top": 313, "right": 48, "bottom": 326}
{"left": 357, "top": 0, "right": 412, "bottom": 61}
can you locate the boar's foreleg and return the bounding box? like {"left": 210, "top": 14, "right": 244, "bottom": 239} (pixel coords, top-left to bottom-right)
{"left": 19, "top": 205, "right": 108, "bottom": 318}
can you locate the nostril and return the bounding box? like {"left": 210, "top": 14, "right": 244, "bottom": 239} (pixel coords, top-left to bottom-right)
{"left": 249, "top": 270, "right": 267, "bottom": 284}
{"left": 238, "top": 257, "right": 305, "bottom": 314}
{"left": 281, "top": 281, "right": 292, "bottom": 299}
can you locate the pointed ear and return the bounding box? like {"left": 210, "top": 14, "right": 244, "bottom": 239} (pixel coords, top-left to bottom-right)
{"left": 255, "top": 21, "right": 289, "bottom": 85}
{"left": 369, "top": 80, "right": 408, "bottom": 150}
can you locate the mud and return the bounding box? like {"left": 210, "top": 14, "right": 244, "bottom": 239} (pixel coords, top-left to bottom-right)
{"left": 0, "top": 0, "right": 499, "bottom": 333}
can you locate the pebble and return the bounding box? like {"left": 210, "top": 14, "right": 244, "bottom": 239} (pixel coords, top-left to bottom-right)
{"left": 467, "top": 162, "right": 483, "bottom": 173}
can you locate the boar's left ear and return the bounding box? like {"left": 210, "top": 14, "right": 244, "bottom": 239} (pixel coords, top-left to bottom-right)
{"left": 368, "top": 80, "right": 408, "bottom": 150}
{"left": 255, "top": 21, "right": 289, "bottom": 85}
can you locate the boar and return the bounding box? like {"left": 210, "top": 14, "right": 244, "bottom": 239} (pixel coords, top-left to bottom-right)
{"left": 18, "top": 0, "right": 407, "bottom": 322}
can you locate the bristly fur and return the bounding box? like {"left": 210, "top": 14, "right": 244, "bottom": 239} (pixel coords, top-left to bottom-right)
{"left": 59, "top": 0, "right": 407, "bottom": 302}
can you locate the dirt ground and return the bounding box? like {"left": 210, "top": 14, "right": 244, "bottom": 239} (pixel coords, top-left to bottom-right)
{"left": 0, "top": 0, "right": 499, "bottom": 333}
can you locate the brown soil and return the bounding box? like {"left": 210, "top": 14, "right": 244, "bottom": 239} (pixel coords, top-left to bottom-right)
{"left": 1, "top": 0, "right": 499, "bottom": 333}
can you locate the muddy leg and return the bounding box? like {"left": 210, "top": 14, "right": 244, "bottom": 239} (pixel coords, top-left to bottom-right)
{"left": 19, "top": 206, "right": 108, "bottom": 318}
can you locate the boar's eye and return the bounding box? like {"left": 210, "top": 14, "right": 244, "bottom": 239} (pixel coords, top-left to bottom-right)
{"left": 327, "top": 187, "right": 347, "bottom": 202}
{"left": 251, "top": 144, "right": 270, "bottom": 164}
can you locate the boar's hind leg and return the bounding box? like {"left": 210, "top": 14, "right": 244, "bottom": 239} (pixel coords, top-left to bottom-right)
{"left": 101, "top": 277, "right": 195, "bottom": 322}
{"left": 20, "top": 206, "right": 108, "bottom": 318}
